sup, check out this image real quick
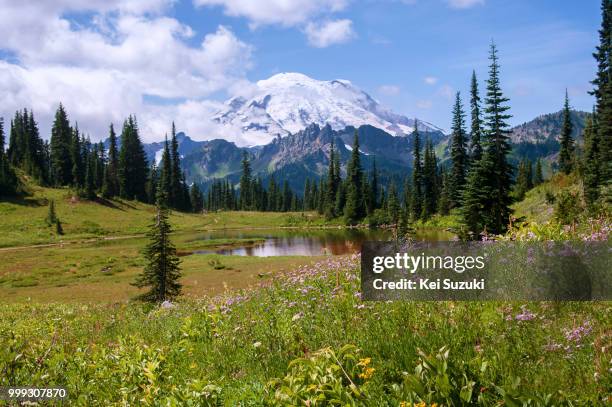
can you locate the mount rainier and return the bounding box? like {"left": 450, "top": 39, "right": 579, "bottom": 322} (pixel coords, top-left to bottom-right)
{"left": 213, "top": 72, "right": 443, "bottom": 146}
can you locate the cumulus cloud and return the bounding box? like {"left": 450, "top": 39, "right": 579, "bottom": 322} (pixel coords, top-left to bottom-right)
{"left": 424, "top": 76, "right": 438, "bottom": 85}
{"left": 193, "top": 0, "right": 348, "bottom": 27}
{"left": 0, "top": 0, "right": 253, "bottom": 143}
{"left": 304, "top": 19, "right": 356, "bottom": 48}
{"left": 447, "top": 0, "right": 484, "bottom": 9}
{"left": 377, "top": 85, "right": 401, "bottom": 96}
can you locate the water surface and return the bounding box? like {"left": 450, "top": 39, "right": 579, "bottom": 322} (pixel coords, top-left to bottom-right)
{"left": 192, "top": 228, "right": 453, "bottom": 257}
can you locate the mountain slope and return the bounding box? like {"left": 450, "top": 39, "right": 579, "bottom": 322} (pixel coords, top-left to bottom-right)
{"left": 213, "top": 72, "right": 442, "bottom": 146}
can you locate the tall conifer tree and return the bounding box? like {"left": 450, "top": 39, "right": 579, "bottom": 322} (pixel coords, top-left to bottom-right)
{"left": 469, "top": 70, "right": 483, "bottom": 163}
{"left": 558, "top": 90, "right": 575, "bottom": 174}
{"left": 50, "top": 104, "right": 73, "bottom": 186}
{"left": 410, "top": 121, "right": 423, "bottom": 221}
{"left": 344, "top": 130, "right": 365, "bottom": 224}
{"left": 449, "top": 92, "right": 468, "bottom": 207}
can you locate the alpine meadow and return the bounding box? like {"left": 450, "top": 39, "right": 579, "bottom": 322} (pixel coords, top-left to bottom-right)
{"left": 0, "top": 0, "right": 610, "bottom": 406}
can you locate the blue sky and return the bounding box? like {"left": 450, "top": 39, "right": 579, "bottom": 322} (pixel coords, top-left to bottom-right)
{"left": 0, "top": 0, "right": 602, "bottom": 142}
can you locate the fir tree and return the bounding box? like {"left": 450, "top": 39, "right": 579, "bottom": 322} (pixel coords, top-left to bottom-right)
{"left": 558, "top": 90, "right": 575, "bottom": 174}
{"left": 437, "top": 168, "right": 451, "bottom": 215}
{"left": 239, "top": 151, "right": 252, "bottom": 210}
{"left": 481, "top": 42, "right": 513, "bottom": 234}
{"left": 324, "top": 141, "right": 337, "bottom": 219}
{"left": 70, "top": 124, "right": 84, "bottom": 188}
{"left": 344, "top": 130, "right": 365, "bottom": 225}
{"left": 0, "top": 117, "right": 19, "bottom": 196}
{"left": 169, "top": 122, "right": 184, "bottom": 209}
{"left": 118, "top": 116, "right": 148, "bottom": 201}
{"left": 514, "top": 159, "right": 533, "bottom": 201}
{"left": 410, "top": 121, "right": 423, "bottom": 221}
{"left": 421, "top": 138, "right": 438, "bottom": 219}
{"left": 146, "top": 163, "right": 159, "bottom": 204}
{"left": 368, "top": 157, "right": 379, "bottom": 213}
{"left": 190, "top": 183, "right": 204, "bottom": 213}
{"left": 469, "top": 70, "right": 483, "bottom": 162}
{"left": 50, "top": 104, "right": 73, "bottom": 186}
{"left": 534, "top": 158, "right": 544, "bottom": 186}
{"left": 449, "top": 92, "right": 468, "bottom": 207}
{"left": 387, "top": 181, "right": 400, "bottom": 225}
{"left": 84, "top": 150, "right": 95, "bottom": 200}
{"left": 132, "top": 189, "right": 182, "bottom": 303}
{"left": 582, "top": 116, "right": 601, "bottom": 207}
{"left": 105, "top": 124, "right": 120, "bottom": 197}
{"left": 590, "top": 0, "right": 612, "bottom": 182}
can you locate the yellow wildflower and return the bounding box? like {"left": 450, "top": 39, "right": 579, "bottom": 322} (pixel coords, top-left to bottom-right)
{"left": 357, "top": 357, "right": 371, "bottom": 367}
{"left": 358, "top": 367, "right": 375, "bottom": 380}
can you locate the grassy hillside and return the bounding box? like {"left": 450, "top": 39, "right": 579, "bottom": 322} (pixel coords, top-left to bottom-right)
{"left": 0, "top": 182, "right": 332, "bottom": 248}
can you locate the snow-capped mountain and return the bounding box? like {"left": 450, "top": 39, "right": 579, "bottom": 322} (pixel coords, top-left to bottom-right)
{"left": 213, "top": 72, "right": 443, "bottom": 145}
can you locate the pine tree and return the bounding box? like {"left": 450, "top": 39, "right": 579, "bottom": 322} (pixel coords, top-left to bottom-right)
{"left": 324, "top": 141, "right": 337, "bottom": 219}
{"left": 437, "top": 168, "right": 451, "bottom": 215}
{"left": 132, "top": 189, "right": 182, "bottom": 303}
{"left": 410, "top": 121, "right": 423, "bottom": 221}
{"left": 481, "top": 42, "right": 514, "bottom": 234}
{"left": 558, "top": 90, "right": 575, "bottom": 174}
{"left": 50, "top": 104, "right": 73, "bottom": 186}
{"left": 421, "top": 138, "right": 438, "bottom": 219}
{"left": 590, "top": 0, "right": 612, "bottom": 183}
{"left": 533, "top": 158, "right": 544, "bottom": 186}
{"left": 106, "top": 124, "right": 120, "bottom": 197}
{"left": 118, "top": 116, "right": 148, "bottom": 201}
{"left": 344, "top": 130, "right": 365, "bottom": 225}
{"left": 84, "top": 149, "right": 95, "bottom": 200}
{"left": 582, "top": 116, "right": 601, "bottom": 207}
{"left": 514, "top": 159, "right": 533, "bottom": 201}
{"left": 387, "top": 181, "right": 400, "bottom": 225}
{"left": 169, "top": 122, "right": 184, "bottom": 209}
{"left": 449, "top": 92, "right": 468, "bottom": 207}
{"left": 0, "top": 117, "right": 19, "bottom": 196}
{"left": 469, "top": 70, "right": 483, "bottom": 163}
{"left": 70, "top": 124, "right": 84, "bottom": 188}
{"left": 239, "top": 151, "right": 252, "bottom": 210}
{"left": 190, "top": 183, "right": 204, "bottom": 213}
{"left": 368, "top": 157, "right": 379, "bottom": 213}
{"left": 461, "top": 159, "right": 491, "bottom": 239}
{"left": 146, "top": 163, "right": 159, "bottom": 204}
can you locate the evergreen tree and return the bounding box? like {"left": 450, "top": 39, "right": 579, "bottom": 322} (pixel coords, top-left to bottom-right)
{"left": 50, "top": 104, "right": 73, "bottom": 186}
{"left": 158, "top": 137, "right": 172, "bottom": 206}
{"left": 181, "top": 172, "right": 192, "bottom": 212}
{"left": 132, "top": 189, "right": 182, "bottom": 303}
{"left": 368, "top": 157, "right": 379, "bottom": 213}
{"left": 70, "top": 124, "right": 84, "bottom": 188}
{"left": 146, "top": 163, "right": 159, "bottom": 204}
{"left": 239, "top": 151, "right": 252, "bottom": 210}
{"left": 84, "top": 149, "right": 95, "bottom": 200}
{"left": 344, "top": 130, "right": 365, "bottom": 225}
{"left": 106, "top": 124, "right": 120, "bottom": 197}
{"left": 410, "top": 121, "right": 423, "bottom": 221}
{"left": 324, "top": 141, "right": 337, "bottom": 219}
{"left": 582, "top": 116, "right": 601, "bottom": 207}
{"left": 169, "top": 122, "right": 184, "bottom": 209}
{"left": 461, "top": 159, "right": 491, "bottom": 238}
{"left": 0, "top": 117, "right": 19, "bottom": 196}
{"left": 303, "top": 178, "right": 312, "bottom": 211}
{"left": 118, "top": 116, "right": 148, "bottom": 201}
{"left": 449, "top": 92, "right": 468, "bottom": 207}
{"left": 421, "top": 138, "right": 438, "bottom": 219}
{"left": 590, "top": 0, "right": 612, "bottom": 183}
{"left": 481, "top": 42, "right": 514, "bottom": 234}
{"left": 534, "top": 158, "right": 544, "bottom": 186}
{"left": 387, "top": 181, "right": 400, "bottom": 225}
{"left": 335, "top": 180, "right": 346, "bottom": 216}
{"left": 469, "top": 70, "right": 483, "bottom": 162}
{"left": 514, "top": 159, "right": 533, "bottom": 201}
{"left": 558, "top": 90, "right": 575, "bottom": 174}
{"left": 190, "top": 183, "right": 204, "bottom": 213}
{"left": 437, "top": 168, "right": 451, "bottom": 215}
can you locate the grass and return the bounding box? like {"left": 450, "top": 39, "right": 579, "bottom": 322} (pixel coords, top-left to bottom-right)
{"left": 1, "top": 256, "right": 609, "bottom": 405}
{"left": 0, "top": 183, "right": 331, "bottom": 248}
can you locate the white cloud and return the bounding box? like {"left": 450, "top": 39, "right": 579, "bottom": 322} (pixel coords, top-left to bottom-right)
{"left": 0, "top": 1, "right": 254, "bottom": 143}
{"left": 424, "top": 76, "right": 438, "bottom": 85}
{"left": 377, "top": 85, "right": 401, "bottom": 96}
{"left": 193, "top": 0, "right": 348, "bottom": 27}
{"left": 416, "top": 99, "right": 433, "bottom": 109}
{"left": 447, "top": 0, "right": 484, "bottom": 9}
{"left": 304, "top": 19, "right": 355, "bottom": 48}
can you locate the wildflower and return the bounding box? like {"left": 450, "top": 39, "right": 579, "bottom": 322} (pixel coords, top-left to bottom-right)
{"left": 291, "top": 312, "right": 303, "bottom": 321}
{"left": 357, "top": 357, "right": 371, "bottom": 367}
{"left": 253, "top": 341, "right": 262, "bottom": 348}
{"left": 358, "top": 367, "right": 375, "bottom": 380}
